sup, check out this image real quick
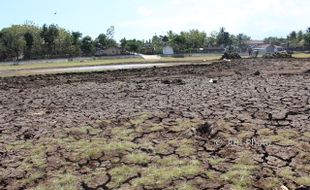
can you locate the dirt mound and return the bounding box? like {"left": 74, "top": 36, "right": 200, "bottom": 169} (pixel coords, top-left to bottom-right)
{"left": 220, "top": 52, "right": 241, "bottom": 60}
{"left": 263, "top": 52, "right": 292, "bottom": 58}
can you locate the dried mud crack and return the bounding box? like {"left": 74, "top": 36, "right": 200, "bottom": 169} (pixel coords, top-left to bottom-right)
{"left": 0, "top": 58, "right": 309, "bottom": 190}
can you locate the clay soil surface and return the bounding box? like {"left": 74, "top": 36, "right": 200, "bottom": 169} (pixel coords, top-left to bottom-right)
{"left": 0, "top": 58, "right": 309, "bottom": 190}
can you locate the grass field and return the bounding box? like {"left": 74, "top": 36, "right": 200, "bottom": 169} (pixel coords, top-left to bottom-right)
{"left": 0, "top": 52, "right": 309, "bottom": 75}
{"left": 292, "top": 52, "right": 310, "bottom": 58}
{"left": 0, "top": 55, "right": 220, "bottom": 72}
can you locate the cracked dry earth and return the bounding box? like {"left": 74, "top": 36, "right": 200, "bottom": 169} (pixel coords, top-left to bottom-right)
{"left": 0, "top": 58, "right": 310, "bottom": 190}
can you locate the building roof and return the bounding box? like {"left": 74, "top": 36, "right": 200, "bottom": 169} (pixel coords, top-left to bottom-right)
{"left": 255, "top": 44, "right": 274, "bottom": 49}
{"left": 246, "top": 40, "right": 265, "bottom": 45}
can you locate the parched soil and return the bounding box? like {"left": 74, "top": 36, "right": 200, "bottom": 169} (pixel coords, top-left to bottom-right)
{"left": 0, "top": 58, "right": 309, "bottom": 190}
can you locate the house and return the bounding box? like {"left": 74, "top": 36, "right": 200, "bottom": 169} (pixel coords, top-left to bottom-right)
{"left": 162, "top": 45, "right": 174, "bottom": 55}
{"left": 246, "top": 40, "right": 265, "bottom": 47}
{"left": 95, "top": 47, "right": 121, "bottom": 56}
{"left": 253, "top": 44, "right": 275, "bottom": 54}
{"left": 274, "top": 45, "right": 285, "bottom": 52}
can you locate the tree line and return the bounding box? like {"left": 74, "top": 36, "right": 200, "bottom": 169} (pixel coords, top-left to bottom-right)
{"left": 1, "top": 23, "right": 310, "bottom": 61}
{"left": 0, "top": 23, "right": 117, "bottom": 61}
{"left": 264, "top": 27, "right": 310, "bottom": 49}
{"left": 121, "top": 27, "right": 251, "bottom": 54}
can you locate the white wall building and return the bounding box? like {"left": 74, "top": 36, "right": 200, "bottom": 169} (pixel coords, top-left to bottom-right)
{"left": 162, "top": 45, "right": 174, "bottom": 55}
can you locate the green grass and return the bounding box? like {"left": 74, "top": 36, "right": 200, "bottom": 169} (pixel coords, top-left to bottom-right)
{"left": 220, "top": 163, "right": 255, "bottom": 190}
{"left": 124, "top": 152, "right": 152, "bottom": 165}
{"left": 176, "top": 183, "right": 199, "bottom": 190}
{"left": 303, "top": 131, "right": 310, "bottom": 138}
{"left": 109, "top": 165, "right": 139, "bottom": 187}
{"left": 278, "top": 167, "right": 295, "bottom": 180}
{"left": 35, "top": 173, "right": 78, "bottom": 190}
{"left": 220, "top": 151, "right": 257, "bottom": 190}
{"left": 62, "top": 137, "right": 137, "bottom": 160}
{"left": 295, "top": 176, "right": 310, "bottom": 186}
{"left": 132, "top": 164, "right": 202, "bottom": 187}
{"left": 292, "top": 52, "right": 310, "bottom": 58}
{"left": 207, "top": 157, "right": 225, "bottom": 165}
{"left": 260, "top": 177, "right": 281, "bottom": 190}
{"left": 267, "top": 129, "right": 299, "bottom": 146}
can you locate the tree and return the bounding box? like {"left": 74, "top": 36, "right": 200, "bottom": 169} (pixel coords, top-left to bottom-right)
{"left": 171, "top": 34, "right": 186, "bottom": 52}
{"left": 304, "top": 27, "right": 310, "bottom": 49}
{"left": 107, "top": 39, "right": 117, "bottom": 48}
{"left": 151, "top": 35, "right": 164, "bottom": 54}
{"left": 24, "top": 32, "right": 34, "bottom": 59}
{"left": 20, "top": 23, "right": 45, "bottom": 59}
{"left": 120, "top": 38, "right": 127, "bottom": 51}
{"left": 217, "top": 27, "right": 231, "bottom": 47}
{"left": 81, "top": 36, "right": 94, "bottom": 55}
{"left": 152, "top": 29, "right": 209, "bottom": 53}
{"left": 297, "top": 30, "right": 304, "bottom": 41}
{"left": 71, "top": 31, "right": 82, "bottom": 55}
{"left": 235, "top": 33, "right": 251, "bottom": 51}
{"left": 40, "top": 24, "right": 59, "bottom": 55}
{"left": 0, "top": 26, "right": 26, "bottom": 60}
{"left": 183, "top": 29, "right": 206, "bottom": 51}
{"left": 95, "top": 26, "right": 117, "bottom": 49}
{"left": 121, "top": 39, "right": 143, "bottom": 53}
{"left": 106, "top": 26, "right": 115, "bottom": 39}
{"left": 207, "top": 31, "right": 218, "bottom": 47}
{"left": 287, "top": 31, "right": 299, "bottom": 48}
{"left": 162, "top": 36, "right": 169, "bottom": 43}
{"left": 106, "top": 26, "right": 117, "bottom": 47}
{"left": 72, "top": 32, "right": 82, "bottom": 45}
{"left": 289, "top": 31, "right": 297, "bottom": 40}
{"left": 264, "top": 37, "right": 287, "bottom": 46}
{"left": 95, "top": 33, "right": 108, "bottom": 49}
{"left": 54, "top": 28, "right": 75, "bottom": 56}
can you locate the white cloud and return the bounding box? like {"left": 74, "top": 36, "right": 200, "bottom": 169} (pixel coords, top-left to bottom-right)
{"left": 119, "top": 0, "right": 310, "bottom": 40}
{"left": 137, "top": 6, "right": 154, "bottom": 17}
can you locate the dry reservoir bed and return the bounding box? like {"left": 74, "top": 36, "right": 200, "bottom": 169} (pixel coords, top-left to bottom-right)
{"left": 0, "top": 59, "right": 309, "bottom": 190}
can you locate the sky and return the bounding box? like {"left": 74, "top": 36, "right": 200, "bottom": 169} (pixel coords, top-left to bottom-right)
{"left": 1, "top": 0, "right": 309, "bottom": 41}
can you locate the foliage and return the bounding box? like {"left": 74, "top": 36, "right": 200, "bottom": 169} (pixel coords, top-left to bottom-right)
{"left": 40, "top": 24, "right": 59, "bottom": 55}
{"left": 263, "top": 36, "right": 287, "bottom": 46}
{"left": 1, "top": 23, "right": 310, "bottom": 61}
{"left": 0, "top": 25, "right": 26, "bottom": 60}
{"left": 121, "top": 38, "right": 144, "bottom": 53}
{"left": 0, "top": 24, "right": 117, "bottom": 61}
{"left": 81, "top": 36, "right": 95, "bottom": 56}
{"left": 265, "top": 26, "right": 310, "bottom": 49}
{"left": 217, "top": 27, "right": 231, "bottom": 47}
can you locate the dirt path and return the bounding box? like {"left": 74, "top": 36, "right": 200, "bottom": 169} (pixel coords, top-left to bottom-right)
{"left": 0, "top": 58, "right": 309, "bottom": 190}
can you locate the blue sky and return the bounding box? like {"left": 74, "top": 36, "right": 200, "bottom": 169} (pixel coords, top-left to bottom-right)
{"left": 1, "top": 0, "right": 309, "bottom": 41}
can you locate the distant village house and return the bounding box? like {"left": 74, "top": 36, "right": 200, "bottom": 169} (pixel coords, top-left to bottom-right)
{"left": 252, "top": 44, "right": 285, "bottom": 54}
{"left": 246, "top": 40, "right": 285, "bottom": 54}
{"left": 95, "top": 47, "right": 122, "bottom": 56}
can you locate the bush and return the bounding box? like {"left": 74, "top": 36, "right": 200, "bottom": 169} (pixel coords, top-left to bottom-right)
{"left": 262, "top": 52, "right": 292, "bottom": 58}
